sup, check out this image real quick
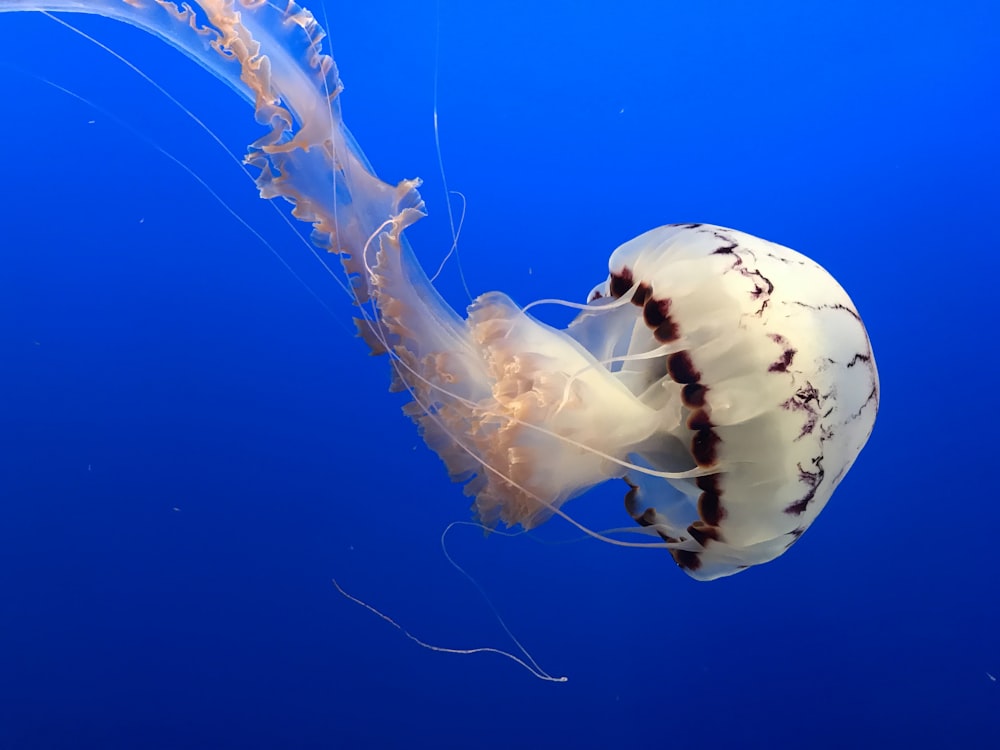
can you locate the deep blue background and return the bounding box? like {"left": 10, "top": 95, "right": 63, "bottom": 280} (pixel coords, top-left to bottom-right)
{"left": 1, "top": 1, "right": 998, "bottom": 748}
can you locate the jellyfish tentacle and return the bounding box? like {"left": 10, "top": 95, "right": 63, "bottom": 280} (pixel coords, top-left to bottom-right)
{"left": 331, "top": 577, "right": 567, "bottom": 683}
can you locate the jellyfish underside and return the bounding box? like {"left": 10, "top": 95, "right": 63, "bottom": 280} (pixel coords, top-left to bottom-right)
{"left": 2, "top": 0, "right": 879, "bottom": 580}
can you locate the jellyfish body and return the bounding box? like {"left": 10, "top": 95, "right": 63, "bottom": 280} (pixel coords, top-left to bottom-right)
{"left": 370, "top": 221, "right": 879, "bottom": 580}
{"left": 589, "top": 225, "right": 879, "bottom": 579}
{"left": 1, "top": 0, "right": 878, "bottom": 579}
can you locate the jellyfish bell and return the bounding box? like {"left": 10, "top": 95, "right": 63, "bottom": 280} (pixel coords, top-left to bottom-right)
{"left": 1, "top": 0, "right": 879, "bottom": 580}
{"left": 597, "top": 224, "right": 879, "bottom": 579}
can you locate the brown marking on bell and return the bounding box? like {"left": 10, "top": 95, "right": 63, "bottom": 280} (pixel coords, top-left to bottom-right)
{"left": 631, "top": 282, "right": 651, "bottom": 306}
{"left": 640, "top": 508, "right": 660, "bottom": 527}
{"left": 682, "top": 383, "right": 708, "bottom": 408}
{"left": 624, "top": 482, "right": 661, "bottom": 528}
{"left": 698, "top": 489, "right": 726, "bottom": 525}
{"left": 747, "top": 270, "right": 774, "bottom": 299}
{"left": 609, "top": 267, "right": 634, "bottom": 299}
{"left": 667, "top": 351, "right": 701, "bottom": 384}
{"left": 643, "top": 296, "right": 669, "bottom": 326}
{"left": 767, "top": 333, "right": 796, "bottom": 372}
{"left": 769, "top": 348, "right": 796, "bottom": 372}
{"left": 847, "top": 353, "right": 873, "bottom": 369}
{"left": 692, "top": 428, "right": 721, "bottom": 466}
{"left": 670, "top": 222, "right": 703, "bottom": 229}
{"left": 784, "top": 529, "right": 806, "bottom": 550}
{"left": 638, "top": 295, "right": 681, "bottom": 350}
{"left": 671, "top": 548, "right": 702, "bottom": 572}
{"left": 783, "top": 382, "right": 819, "bottom": 412}
{"left": 687, "top": 521, "right": 721, "bottom": 547}
{"left": 785, "top": 497, "right": 810, "bottom": 515}
{"left": 623, "top": 480, "right": 639, "bottom": 517}
{"left": 785, "top": 460, "right": 824, "bottom": 515}
{"left": 687, "top": 408, "right": 713, "bottom": 431}
{"left": 656, "top": 319, "right": 680, "bottom": 343}
{"left": 695, "top": 473, "right": 721, "bottom": 495}
{"left": 783, "top": 393, "right": 820, "bottom": 438}
{"left": 589, "top": 289, "right": 604, "bottom": 302}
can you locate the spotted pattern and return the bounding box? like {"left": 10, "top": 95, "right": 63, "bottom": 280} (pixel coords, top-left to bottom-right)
{"left": 609, "top": 263, "right": 727, "bottom": 574}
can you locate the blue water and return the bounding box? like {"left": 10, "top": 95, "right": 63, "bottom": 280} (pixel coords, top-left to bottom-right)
{"left": 1, "top": 1, "right": 998, "bottom": 748}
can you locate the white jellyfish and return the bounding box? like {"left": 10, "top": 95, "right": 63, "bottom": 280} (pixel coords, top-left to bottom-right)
{"left": 365, "top": 220, "right": 879, "bottom": 579}
{"left": 1, "top": 0, "right": 878, "bottom": 579}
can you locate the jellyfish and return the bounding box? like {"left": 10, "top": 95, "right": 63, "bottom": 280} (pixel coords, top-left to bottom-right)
{"left": 0, "top": 0, "right": 878, "bottom": 580}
